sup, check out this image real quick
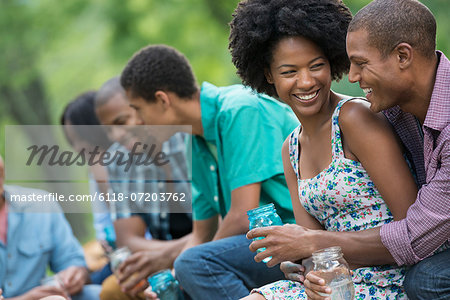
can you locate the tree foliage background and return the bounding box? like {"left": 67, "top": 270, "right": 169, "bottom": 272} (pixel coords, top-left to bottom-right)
{"left": 0, "top": 0, "right": 448, "bottom": 240}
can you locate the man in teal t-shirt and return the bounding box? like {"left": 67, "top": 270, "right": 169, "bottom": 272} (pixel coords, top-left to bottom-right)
{"left": 120, "top": 44, "right": 298, "bottom": 299}
{"left": 190, "top": 82, "right": 296, "bottom": 226}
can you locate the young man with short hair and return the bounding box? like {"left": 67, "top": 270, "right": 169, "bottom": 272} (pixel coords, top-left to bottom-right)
{"left": 121, "top": 44, "right": 298, "bottom": 299}
{"left": 95, "top": 77, "right": 192, "bottom": 300}
{"left": 346, "top": 1, "right": 449, "bottom": 298}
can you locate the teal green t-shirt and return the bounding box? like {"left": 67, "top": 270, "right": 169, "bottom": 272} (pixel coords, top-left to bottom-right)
{"left": 191, "top": 82, "right": 299, "bottom": 224}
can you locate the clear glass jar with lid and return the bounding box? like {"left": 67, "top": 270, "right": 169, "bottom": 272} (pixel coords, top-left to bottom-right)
{"left": 148, "top": 269, "right": 184, "bottom": 300}
{"left": 247, "top": 203, "right": 283, "bottom": 263}
{"left": 312, "top": 246, "right": 355, "bottom": 300}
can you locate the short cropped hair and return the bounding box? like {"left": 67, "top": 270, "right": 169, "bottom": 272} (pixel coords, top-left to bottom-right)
{"left": 61, "top": 91, "right": 112, "bottom": 150}
{"left": 121, "top": 45, "right": 198, "bottom": 102}
{"left": 348, "top": 0, "right": 436, "bottom": 59}
{"left": 229, "top": 0, "right": 352, "bottom": 98}
{"left": 95, "top": 76, "right": 126, "bottom": 108}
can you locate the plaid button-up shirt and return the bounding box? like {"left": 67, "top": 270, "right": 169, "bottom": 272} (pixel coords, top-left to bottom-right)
{"left": 108, "top": 132, "right": 191, "bottom": 240}
{"left": 381, "top": 51, "right": 450, "bottom": 266}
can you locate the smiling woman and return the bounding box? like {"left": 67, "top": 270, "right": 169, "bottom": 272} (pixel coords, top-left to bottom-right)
{"left": 264, "top": 36, "right": 336, "bottom": 121}
{"left": 229, "top": 0, "right": 418, "bottom": 299}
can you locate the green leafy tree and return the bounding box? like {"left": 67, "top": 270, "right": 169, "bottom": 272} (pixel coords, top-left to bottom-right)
{"left": 1, "top": 0, "right": 448, "bottom": 241}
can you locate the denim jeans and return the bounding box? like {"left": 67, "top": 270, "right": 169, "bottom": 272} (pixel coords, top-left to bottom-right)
{"left": 174, "top": 234, "right": 284, "bottom": 300}
{"left": 72, "top": 284, "right": 102, "bottom": 300}
{"left": 90, "top": 263, "right": 113, "bottom": 285}
{"left": 404, "top": 247, "right": 450, "bottom": 299}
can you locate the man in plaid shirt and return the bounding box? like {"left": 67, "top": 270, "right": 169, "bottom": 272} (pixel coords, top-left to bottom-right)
{"left": 345, "top": 1, "right": 450, "bottom": 298}
{"left": 94, "top": 77, "right": 192, "bottom": 300}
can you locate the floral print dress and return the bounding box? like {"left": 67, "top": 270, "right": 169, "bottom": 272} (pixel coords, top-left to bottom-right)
{"left": 253, "top": 99, "right": 408, "bottom": 299}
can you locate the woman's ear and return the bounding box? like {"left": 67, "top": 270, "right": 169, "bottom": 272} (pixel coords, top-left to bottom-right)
{"left": 395, "top": 43, "right": 413, "bottom": 70}
{"left": 264, "top": 68, "right": 274, "bottom": 84}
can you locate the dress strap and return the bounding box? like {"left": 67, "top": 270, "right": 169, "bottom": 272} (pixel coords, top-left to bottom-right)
{"left": 331, "top": 98, "right": 362, "bottom": 159}
{"left": 288, "top": 125, "right": 302, "bottom": 179}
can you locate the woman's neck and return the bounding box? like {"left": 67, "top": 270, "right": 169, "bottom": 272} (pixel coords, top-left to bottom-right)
{"left": 297, "top": 91, "right": 341, "bottom": 137}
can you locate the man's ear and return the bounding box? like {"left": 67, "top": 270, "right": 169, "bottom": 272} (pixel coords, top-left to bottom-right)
{"left": 154, "top": 91, "right": 171, "bottom": 109}
{"left": 394, "top": 43, "right": 413, "bottom": 70}
{"left": 264, "top": 68, "right": 274, "bottom": 84}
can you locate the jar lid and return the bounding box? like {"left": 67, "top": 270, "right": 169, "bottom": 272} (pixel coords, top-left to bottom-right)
{"left": 312, "top": 246, "right": 343, "bottom": 262}
{"left": 247, "top": 203, "right": 275, "bottom": 218}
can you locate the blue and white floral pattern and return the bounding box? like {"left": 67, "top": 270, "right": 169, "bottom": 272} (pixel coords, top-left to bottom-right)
{"left": 254, "top": 99, "right": 407, "bottom": 299}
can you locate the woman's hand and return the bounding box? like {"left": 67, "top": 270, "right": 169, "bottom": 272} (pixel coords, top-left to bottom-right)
{"left": 304, "top": 271, "right": 332, "bottom": 300}
{"left": 304, "top": 269, "right": 353, "bottom": 300}
{"left": 280, "top": 261, "right": 305, "bottom": 282}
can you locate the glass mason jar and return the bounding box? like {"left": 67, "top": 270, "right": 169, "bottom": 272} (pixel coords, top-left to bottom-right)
{"left": 247, "top": 203, "right": 283, "bottom": 263}
{"left": 109, "top": 246, "right": 147, "bottom": 291}
{"left": 109, "top": 246, "right": 132, "bottom": 273}
{"left": 40, "top": 274, "right": 67, "bottom": 294}
{"left": 148, "top": 269, "right": 184, "bottom": 300}
{"left": 312, "top": 246, "right": 355, "bottom": 300}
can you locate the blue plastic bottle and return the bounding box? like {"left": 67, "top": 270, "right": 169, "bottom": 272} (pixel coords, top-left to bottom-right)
{"left": 148, "top": 269, "right": 184, "bottom": 300}
{"left": 247, "top": 203, "right": 283, "bottom": 263}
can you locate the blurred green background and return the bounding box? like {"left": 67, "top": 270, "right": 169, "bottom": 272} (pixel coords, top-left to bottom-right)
{"left": 1, "top": 0, "right": 449, "bottom": 242}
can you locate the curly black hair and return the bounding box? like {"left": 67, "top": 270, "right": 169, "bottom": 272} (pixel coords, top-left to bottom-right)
{"left": 121, "top": 45, "right": 198, "bottom": 102}
{"left": 229, "top": 0, "right": 352, "bottom": 98}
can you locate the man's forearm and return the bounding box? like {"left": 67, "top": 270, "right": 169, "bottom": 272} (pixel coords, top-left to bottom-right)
{"left": 123, "top": 234, "right": 191, "bottom": 262}
{"left": 182, "top": 233, "right": 211, "bottom": 253}
{"left": 309, "top": 227, "right": 395, "bottom": 268}
{"left": 213, "top": 212, "right": 249, "bottom": 241}
{"left": 181, "top": 216, "right": 219, "bottom": 252}
{"left": 164, "top": 234, "right": 192, "bottom": 263}
{"left": 214, "top": 182, "right": 260, "bottom": 240}
{"left": 118, "top": 234, "right": 171, "bottom": 252}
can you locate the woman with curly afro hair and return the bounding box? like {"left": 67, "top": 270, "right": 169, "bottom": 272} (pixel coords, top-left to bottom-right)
{"left": 230, "top": 0, "right": 417, "bottom": 299}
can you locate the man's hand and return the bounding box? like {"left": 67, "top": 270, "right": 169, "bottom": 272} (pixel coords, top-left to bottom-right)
{"left": 10, "top": 285, "right": 70, "bottom": 300}
{"left": 143, "top": 286, "right": 159, "bottom": 300}
{"left": 304, "top": 271, "right": 332, "bottom": 300}
{"left": 99, "top": 239, "right": 114, "bottom": 254}
{"left": 247, "top": 224, "right": 315, "bottom": 267}
{"left": 116, "top": 251, "right": 169, "bottom": 295}
{"left": 57, "top": 266, "right": 89, "bottom": 295}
